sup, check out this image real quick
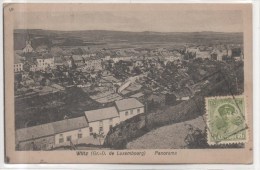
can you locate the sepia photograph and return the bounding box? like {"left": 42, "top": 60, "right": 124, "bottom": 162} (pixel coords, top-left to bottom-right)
{"left": 4, "top": 3, "right": 253, "bottom": 163}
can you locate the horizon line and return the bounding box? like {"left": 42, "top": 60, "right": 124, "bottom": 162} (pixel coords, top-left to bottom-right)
{"left": 14, "top": 28, "right": 243, "bottom": 34}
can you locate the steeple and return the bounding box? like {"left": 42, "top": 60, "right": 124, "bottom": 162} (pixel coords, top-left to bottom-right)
{"left": 26, "top": 32, "right": 31, "bottom": 45}
{"left": 22, "top": 31, "right": 34, "bottom": 53}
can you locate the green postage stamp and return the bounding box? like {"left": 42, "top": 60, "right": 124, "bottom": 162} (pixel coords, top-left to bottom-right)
{"left": 206, "top": 95, "right": 248, "bottom": 145}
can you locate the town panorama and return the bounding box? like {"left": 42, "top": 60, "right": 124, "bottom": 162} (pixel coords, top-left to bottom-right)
{"left": 14, "top": 30, "right": 244, "bottom": 150}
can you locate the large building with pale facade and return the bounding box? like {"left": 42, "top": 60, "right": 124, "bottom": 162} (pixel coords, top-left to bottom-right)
{"left": 85, "top": 107, "right": 120, "bottom": 135}
{"left": 14, "top": 53, "right": 24, "bottom": 72}
{"left": 16, "top": 98, "right": 144, "bottom": 150}
{"left": 115, "top": 98, "right": 144, "bottom": 122}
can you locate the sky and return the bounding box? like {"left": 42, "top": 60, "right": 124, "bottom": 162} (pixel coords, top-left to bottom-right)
{"left": 14, "top": 10, "right": 243, "bottom": 32}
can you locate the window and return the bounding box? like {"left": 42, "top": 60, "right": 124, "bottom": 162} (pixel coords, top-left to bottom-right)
{"left": 130, "top": 110, "right": 133, "bottom": 115}
{"left": 137, "top": 108, "right": 140, "bottom": 113}
{"left": 125, "top": 111, "right": 129, "bottom": 116}
{"left": 99, "top": 121, "right": 103, "bottom": 127}
{"left": 66, "top": 136, "right": 72, "bottom": 142}
{"left": 99, "top": 126, "right": 103, "bottom": 132}
{"left": 59, "top": 134, "right": 63, "bottom": 137}
{"left": 59, "top": 138, "right": 64, "bottom": 143}
{"left": 89, "top": 127, "right": 93, "bottom": 135}
{"left": 78, "top": 133, "right": 82, "bottom": 139}
{"left": 78, "top": 129, "right": 82, "bottom": 138}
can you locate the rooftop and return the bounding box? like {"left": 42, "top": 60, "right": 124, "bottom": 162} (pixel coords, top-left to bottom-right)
{"left": 52, "top": 116, "right": 88, "bottom": 134}
{"left": 72, "top": 55, "right": 83, "bottom": 61}
{"left": 16, "top": 123, "right": 54, "bottom": 142}
{"left": 16, "top": 116, "right": 89, "bottom": 142}
{"left": 130, "top": 92, "right": 144, "bottom": 98}
{"left": 85, "top": 107, "right": 119, "bottom": 123}
{"left": 115, "top": 98, "right": 144, "bottom": 111}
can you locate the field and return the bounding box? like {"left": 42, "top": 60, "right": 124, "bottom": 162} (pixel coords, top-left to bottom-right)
{"left": 127, "top": 116, "right": 206, "bottom": 149}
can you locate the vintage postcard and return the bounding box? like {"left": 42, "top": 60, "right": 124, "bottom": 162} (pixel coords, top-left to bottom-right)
{"left": 4, "top": 3, "right": 253, "bottom": 164}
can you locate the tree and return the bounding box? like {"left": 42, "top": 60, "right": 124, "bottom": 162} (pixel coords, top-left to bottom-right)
{"left": 41, "top": 77, "right": 47, "bottom": 86}
{"left": 15, "top": 73, "right": 22, "bottom": 83}
{"left": 165, "top": 93, "right": 176, "bottom": 105}
{"left": 184, "top": 127, "right": 208, "bottom": 148}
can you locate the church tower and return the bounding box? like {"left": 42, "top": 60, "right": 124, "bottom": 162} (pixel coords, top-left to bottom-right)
{"left": 22, "top": 34, "right": 34, "bottom": 53}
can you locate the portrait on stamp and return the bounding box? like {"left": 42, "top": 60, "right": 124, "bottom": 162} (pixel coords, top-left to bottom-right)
{"left": 206, "top": 96, "right": 247, "bottom": 145}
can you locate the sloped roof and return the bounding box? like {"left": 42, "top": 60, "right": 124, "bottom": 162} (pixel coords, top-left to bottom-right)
{"left": 85, "top": 107, "right": 119, "bottom": 123}
{"left": 16, "top": 116, "right": 89, "bottom": 142}
{"left": 16, "top": 123, "right": 54, "bottom": 142}
{"left": 130, "top": 92, "right": 144, "bottom": 98}
{"left": 52, "top": 116, "right": 88, "bottom": 134}
{"left": 72, "top": 55, "right": 83, "bottom": 61}
{"left": 115, "top": 98, "right": 144, "bottom": 111}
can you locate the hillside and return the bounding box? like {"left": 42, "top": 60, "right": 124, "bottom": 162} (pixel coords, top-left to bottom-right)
{"left": 13, "top": 29, "right": 243, "bottom": 50}
{"left": 103, "top": 63, "right": 244, "bottom": 149}
{"left": 127, "top": 116, "right": 206, "bottom": 149}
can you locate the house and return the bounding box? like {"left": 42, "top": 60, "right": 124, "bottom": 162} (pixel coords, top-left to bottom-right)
{"left": 196, "top": 51, "right": 211, "bottom": 59}
{"left": 14, "top": 53, "right": 24, "bottom": 72}
{"left": 36, "top": 53, "right": 55, "bottom": 70}
{"left": 85, "top": 107, "right": 120, "bottom": 135}
{"left": 115, "top": 98, "right": 144, "bottom": 122}
{"left": 29, "top": 62, "right": 38, "bottom": 72}
{"left": 16, "top": 123, "right": 55, "bottom": 151}
{"left": 54, "top": 56, "right": 64, "bottom": 67}
{"left": 112, "top": 57, "right": 119, "bottom": 63}
{"left": 104, "top": 55, "right": 111, "bottom": 60}
{"left": 186, "top": 47, "right": 200, "bottom": 53}
{"left": 22, "top": 39, "right": 34, "bottom": 53}
{"left": 85, "top": 58, "right": 102, "bottom": 71}
{"left": 16, "top": 116, "right": 89, "bottom": 150}
{"left": 112, "top": 56, "right": 132, "bottom": 63}
{"left": 52, "top": 116, "right": 89, "bottom": 146}
{"left": 211, "top": 48, "right": 232, "bottom": 61}
{"left": 35, "top": 45, "right": 48, "bottom": 53}
{"left": 71, "top": 55, "right": 84, "bottom": 66}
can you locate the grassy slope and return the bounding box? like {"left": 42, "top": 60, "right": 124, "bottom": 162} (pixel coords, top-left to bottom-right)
{"left": 127, "top": 116, "right": 206, "bottom": 149}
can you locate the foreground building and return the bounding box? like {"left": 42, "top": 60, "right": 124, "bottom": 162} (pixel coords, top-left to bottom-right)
{"left": 52, "top": 116, "right": 89, "bottom": 146}
{"left": 85, "top": 107, "right": 120, "bottom": 135}
{"left": 115, "top": 98, "right": 144, "bottom": 122}
{"left": 16, "top": 123, "right": 55, "bottom": 151}
{"left": 16, "top": 98, "right": 144, "bottom": 150}
{"left": 16, "top": 116, "right": 89, "bottom": 150}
